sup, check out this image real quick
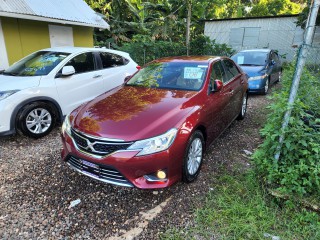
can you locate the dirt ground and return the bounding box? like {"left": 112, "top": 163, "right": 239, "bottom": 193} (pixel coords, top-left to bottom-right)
{"left": 0, "top": 93, "right": 272, "bottom": 239}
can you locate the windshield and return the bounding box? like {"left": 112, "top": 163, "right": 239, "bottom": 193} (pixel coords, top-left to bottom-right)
{"left": 126, "top": 62, "right": 208, "bottom": 91}
{"left": 231, "top": 51, "right": 268, "bottom": 66}
{"left": 3, "top": 51, "right": 70, "bottom": 76}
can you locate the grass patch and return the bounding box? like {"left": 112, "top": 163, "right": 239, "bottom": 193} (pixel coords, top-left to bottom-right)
{"left": 160, "top": 171, "right": 320, "bottom": 240}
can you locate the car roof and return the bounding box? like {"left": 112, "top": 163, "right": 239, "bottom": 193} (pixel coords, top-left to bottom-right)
{"left": 39, "top": 46, "right": 130, "bottom": 57}
{"left": 152, "top": 56, "right": 222, "bottom": 63}
{"left": 238, "top": 49, "right": 272, "bottom": 53}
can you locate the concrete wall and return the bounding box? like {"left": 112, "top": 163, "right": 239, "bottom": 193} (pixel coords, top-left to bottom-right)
{"left": 204, "top": 16, "right": 312, "bottom": 61}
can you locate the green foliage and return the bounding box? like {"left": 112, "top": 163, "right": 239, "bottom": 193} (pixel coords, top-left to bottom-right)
{"left": 189, "top": 35, "right": 234, "bottom": 56}
{"left": 297, "top": 0, "right": 320, "bottom": 28}
{"left": 252, "top": 63, "right": 320, "bottom": 196}
{"left": 118, "top": 34, "right": 234, "bottom": 65}
{"left": 161, "top": 172, "right": 320, "bottom": 240}
{"left": 84, "top": 0, "right": 306, "bottom": 47}
{"left": 248, "top": 0, "right": 304, "bottom": 17}
{"left": 118, "top": 35, "right": 186, "bottom": 65}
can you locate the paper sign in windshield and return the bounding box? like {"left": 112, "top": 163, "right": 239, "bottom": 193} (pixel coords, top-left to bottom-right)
{"left": 184, "top": 67, "right": 204, "bottom": 79}
{"left": 237, "top": 56, "right": 244, "bottom": 64}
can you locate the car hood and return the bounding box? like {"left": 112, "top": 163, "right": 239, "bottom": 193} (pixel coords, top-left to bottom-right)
{"left": 240, "top": 65, "right": 266, "bottom": 77}
{"left": 0, "top": 74, "right": 41, "bottom": 91}
{"left": 72, "top": 86, "right": 198, "bottom": 141}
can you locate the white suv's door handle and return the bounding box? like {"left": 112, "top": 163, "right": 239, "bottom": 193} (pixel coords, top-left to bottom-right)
{"left": 93, "top": 74, "right": 102, "bottom": 78}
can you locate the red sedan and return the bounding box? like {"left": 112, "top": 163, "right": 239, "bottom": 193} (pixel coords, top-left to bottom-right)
{"left": 61, "top": 56, "right": 248, "bottom": 189}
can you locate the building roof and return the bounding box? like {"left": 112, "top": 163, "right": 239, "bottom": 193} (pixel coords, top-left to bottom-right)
{"left": 0, "top": 0, "right": 109, "bottom": 29}
{"left": 204, "top": 14, "right": 299, "bottom": 22}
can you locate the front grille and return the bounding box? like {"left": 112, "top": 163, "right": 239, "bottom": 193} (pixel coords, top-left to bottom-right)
{"left": 67, "top": 155, "right": 133, "bottom": 187}
{"left": 71, "top": 128, "right": 133, "bottom": 156}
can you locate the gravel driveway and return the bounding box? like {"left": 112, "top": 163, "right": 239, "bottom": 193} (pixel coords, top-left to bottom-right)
{"left": 0, "top": 94, "right": 271, "bottom": 239}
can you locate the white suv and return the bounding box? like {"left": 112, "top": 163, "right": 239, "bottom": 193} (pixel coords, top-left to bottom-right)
{"left": 0, "top": 47, "right": 138, "bottom": 138}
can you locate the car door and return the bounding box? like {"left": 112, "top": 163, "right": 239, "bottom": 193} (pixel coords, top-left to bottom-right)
{"left": 221, "top": 59, "right": 244, "bottom": 121}
{"left": 268, "top": 51, "right": 280, "bottom": 83}
{"left": 54, "top": 51, "right": 105, "bottom": 115}
{"left": 96, "top": 52, "right": 132, "bottom": 91}
{"left": 271, "top": 51, "right": 281, "bottom": 83}
{"left": 203, "top": 60, "right": 231, "bottom": 143}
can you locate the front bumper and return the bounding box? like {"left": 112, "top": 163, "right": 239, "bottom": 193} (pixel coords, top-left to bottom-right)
{"left": 248, "top": 79, "right": 267, "bottom": 93}
{"left": 0, "top": 99, "right": 15, "bottom": 137}
{"left": 61, "top": 130, "right": 186, "bottom": 189}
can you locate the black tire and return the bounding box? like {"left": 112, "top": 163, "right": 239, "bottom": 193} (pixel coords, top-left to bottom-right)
{"left": 182, "top": 130, "right": 205, "bottom": 183}
{"left": 237, "top": 92, "right": 248, "bottom": 120}
{"left": 17, "top": 102, "right": 57, "bottom": 138}
{"left": 263, "top": 78, "right": 270, "bottom": 95}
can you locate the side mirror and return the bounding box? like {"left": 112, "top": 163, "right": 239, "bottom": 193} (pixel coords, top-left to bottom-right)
{"left": 62, "top": 66, "right": 75, "bottom": 76}
{"left": 212, "top": 79, "right": 223, "bottom": 92}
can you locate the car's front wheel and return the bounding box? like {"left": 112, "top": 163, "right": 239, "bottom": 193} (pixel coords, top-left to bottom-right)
{"left": 17, "top": 102, "right": 56, "bottom": 138}
{"left": 182, "top": 130, "right": 204, "bottom": 183}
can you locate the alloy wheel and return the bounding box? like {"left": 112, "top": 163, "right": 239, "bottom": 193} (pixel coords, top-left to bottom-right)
{"left": 187, "top": 138, "right": 203, "bottom": 175}
{"left": 26, "top": 108, "right": 52, "bottom": 134}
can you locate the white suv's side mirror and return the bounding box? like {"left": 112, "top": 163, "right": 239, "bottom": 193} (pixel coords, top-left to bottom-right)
{"left": 62, "top": 66, "right": 75, "bottom": 76}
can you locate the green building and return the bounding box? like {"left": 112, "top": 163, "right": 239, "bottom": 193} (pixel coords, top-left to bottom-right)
{"left": 0, "top": 0, "right": 109, "bottom": 70}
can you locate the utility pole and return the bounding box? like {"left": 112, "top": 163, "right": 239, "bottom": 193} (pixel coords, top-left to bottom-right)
{"left": 186, "top": 0, "right": 191, "bottom": 56}
{"left": 274, "top": 0, "right": 320, "bottom": 162}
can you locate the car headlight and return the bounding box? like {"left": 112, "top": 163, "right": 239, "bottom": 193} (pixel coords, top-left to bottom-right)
{"left": 62, "top": 114, "right": 71, "bottom": 136}
{"left": 127, "top": 128, "right": 178, "bottom": 156}
{"left": 0, "top": 90, "right": 19, "bottom": 101}
{"left": 248, "top": 74, "right": 267, "bottom": 81}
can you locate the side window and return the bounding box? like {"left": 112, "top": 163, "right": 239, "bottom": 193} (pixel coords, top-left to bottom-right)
{"left": 271, "top": 52, "right": 279, "bottom": 62}
{"left": 66, "top": 52, "right": 95, "bottom": 74}
{"left": 222, "top": 59, "right": 240, "bottom": 82}
{"left": 100, "top": 52, "right": 125, "bottom": 69}
{"left": 210, "top": 61, "right": 226, "bottom": 91}
{"left": 210, "top": 61, "right": 224, "bottom": 83}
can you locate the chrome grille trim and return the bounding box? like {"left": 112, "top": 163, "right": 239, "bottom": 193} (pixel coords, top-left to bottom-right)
{"left": 67, "top": 155, "right": 133, "bottom": 187}
{"left": 70, "top": 128, "right": 133, "bottom": 157}
{"left": 72, "top": 128, "right": 125, "bottom": 142}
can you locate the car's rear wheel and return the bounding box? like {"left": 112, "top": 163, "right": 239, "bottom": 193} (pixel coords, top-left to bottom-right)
{"left": 17, "top": 102, "right": 56, "bottom": 138}
{"left": 277, "top": 71, "right": 282, "bottom": 83}
{"left": 182, "top": 130, "right": 204, "bottom": 183}
{"left": 237, "top": 92, "right": 248, "bottom": 120}
{"left": 263, "top": 78, "right": 270, "bottom": 95}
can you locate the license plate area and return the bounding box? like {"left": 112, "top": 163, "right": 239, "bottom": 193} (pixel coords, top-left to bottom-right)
{"left": 81, "top": 160, "right": 99, "bottom": 177}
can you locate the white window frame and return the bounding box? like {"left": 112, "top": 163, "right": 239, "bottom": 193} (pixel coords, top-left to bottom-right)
{"left": 49, "top": 25, "right": 74, "bottom": 47}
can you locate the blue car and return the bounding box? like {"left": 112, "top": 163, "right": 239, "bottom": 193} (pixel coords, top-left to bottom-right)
{"left": 231, "top": 49, "right": 282, "bottom": 94}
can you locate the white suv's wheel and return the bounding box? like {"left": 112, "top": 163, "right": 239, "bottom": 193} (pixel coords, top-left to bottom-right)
{"left": 17, "top": 102, "right": 56, "bottom": 138}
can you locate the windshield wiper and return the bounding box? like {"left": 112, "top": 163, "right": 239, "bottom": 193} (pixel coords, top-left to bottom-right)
{"left": 239, "top": 63, "right": 263, "bottom": 66}
{"left": 2, "top": 72, "right": 18, "bottom": 76}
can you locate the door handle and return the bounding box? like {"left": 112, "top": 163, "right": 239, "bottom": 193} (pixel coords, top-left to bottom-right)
{"left": 93, "top": 74, "right": 102, "bottom": 78}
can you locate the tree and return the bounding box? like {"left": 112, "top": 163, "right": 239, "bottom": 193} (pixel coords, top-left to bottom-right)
{"left": 296, "top": 0, "right": 320, "bottom": 28}
{"left": 248, "top": 0, "right": 304, "bottom": 17}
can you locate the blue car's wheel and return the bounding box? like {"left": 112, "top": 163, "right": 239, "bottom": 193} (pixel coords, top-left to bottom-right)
{"left": 263, "top": 79, "right": 270, "bottom": 95}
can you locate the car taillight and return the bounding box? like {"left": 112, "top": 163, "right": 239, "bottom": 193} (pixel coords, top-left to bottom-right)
{"left": 136, "top": 65, "right": 141, "bottom": 70}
